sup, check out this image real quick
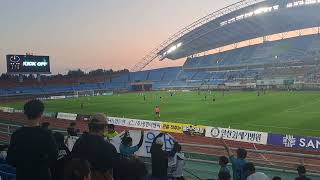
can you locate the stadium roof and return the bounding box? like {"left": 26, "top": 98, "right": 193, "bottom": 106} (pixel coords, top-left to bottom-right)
{"left": 132, "top": 0, "right": 320, "bottom": 71}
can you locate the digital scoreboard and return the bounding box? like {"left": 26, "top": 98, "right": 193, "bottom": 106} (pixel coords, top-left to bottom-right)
{"left": 6, "top": 55, "right": 50, "bottom": 74}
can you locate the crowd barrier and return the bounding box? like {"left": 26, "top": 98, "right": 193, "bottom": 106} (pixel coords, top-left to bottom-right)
{"left": 1, "top": 106, "right": 320, "bottom": 151}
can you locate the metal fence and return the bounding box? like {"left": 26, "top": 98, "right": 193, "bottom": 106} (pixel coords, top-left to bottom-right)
{"left": 0, "top": 122, "right": 319, "bottom": 180}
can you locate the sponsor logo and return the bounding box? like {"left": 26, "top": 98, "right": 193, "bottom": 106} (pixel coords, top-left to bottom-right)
{"left": 282, "top": 135, "right": 296, "bottom": 147}
{"left": 210, "top": 127, "right": 220, "bottom": 137}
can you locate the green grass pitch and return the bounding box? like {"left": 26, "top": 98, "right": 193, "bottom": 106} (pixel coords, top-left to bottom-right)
{"left": 3, "top": 91, "right": 320, "bottom": 136}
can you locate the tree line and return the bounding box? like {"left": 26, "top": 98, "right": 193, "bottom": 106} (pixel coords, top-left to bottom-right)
{"left": 0, "top": 68, "right": 129, "bottom": 80}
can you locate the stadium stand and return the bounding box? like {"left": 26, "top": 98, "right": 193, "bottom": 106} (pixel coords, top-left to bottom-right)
{"left": 2, "top": 35, "right": 320, "bottom": 95}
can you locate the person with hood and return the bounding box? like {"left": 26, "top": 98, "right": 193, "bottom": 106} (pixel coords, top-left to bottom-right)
{"left": 169, "top": 143, "right": 186, "bottom": 180}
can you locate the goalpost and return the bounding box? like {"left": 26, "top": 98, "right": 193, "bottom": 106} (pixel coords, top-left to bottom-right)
{"left": 74, "top": 90, "right": 95, "bottom": 97}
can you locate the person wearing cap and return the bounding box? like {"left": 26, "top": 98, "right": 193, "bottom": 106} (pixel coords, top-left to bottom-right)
{"left": 295, "top": 165, "right": 311, "bottom": 180}
{"left": 72, "top": 113, "right": 118, "bottom": 180}
{"left": 150, "top": 133, "right": 177, "bottom": 180}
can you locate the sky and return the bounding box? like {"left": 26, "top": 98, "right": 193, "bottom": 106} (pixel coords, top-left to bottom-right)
{"left": 0, "top": 0, "right": 238, "bottom": 74}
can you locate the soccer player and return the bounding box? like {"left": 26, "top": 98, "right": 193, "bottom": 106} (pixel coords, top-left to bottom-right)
{"left": 155, "top": 106, "right": 160, "bottom": 119}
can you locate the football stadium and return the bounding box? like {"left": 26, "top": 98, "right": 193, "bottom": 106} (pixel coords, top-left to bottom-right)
{"left": 1, "top": 0, "right": 320, "bottom": 179}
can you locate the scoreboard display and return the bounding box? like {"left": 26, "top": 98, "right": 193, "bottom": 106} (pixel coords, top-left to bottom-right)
{"left": 6, "top": 55, "right": 50, "bottom": 74}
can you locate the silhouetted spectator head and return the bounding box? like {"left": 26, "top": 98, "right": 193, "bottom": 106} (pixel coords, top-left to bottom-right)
{"left": 237, "top": 148, "right": 247, "bottom": 159}
{"left": 53, "top": 132, "right": 65, "bottom": 146}
{"left": 297, "top": 165, "right": 306, "bottom": 176}
{"left": 107, "top": 124, "right": 115, "bottom": 132}
{"left": 219, "top": 156, "right": 229, "bottom": 166}
{"left": 88, "top": 113, "right": 108, "bottom": 135}
{"left": 0, "top": 145, "right": 8, "bottom": 152}
{"left": 117, "top": 157, "right": 148, "bottom": 180}
{"left": 122, "top": 136, "right": 133, "bottom": 147}
{"left": 64, "top": 159, "right": 91, "bottom": 180}
{"left": 272, "top": 176, "right": 281, "bottom": 180}
{"left": 41, "top": 122, "right": 50, "bottom": 130}
{"left": 24, "top": 99, "right": 44, "bottom": 120}
{"left": 244, "top": 162, "right": 255, "bottom": 177}
{"left": 218, "top": 171, "right": 231, "bottom": 180}
{"left": 70, "top": 122, "right": 76, "bottom": 127}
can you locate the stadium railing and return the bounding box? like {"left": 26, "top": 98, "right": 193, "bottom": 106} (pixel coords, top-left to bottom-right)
{"left": 0, "top": 122, "right": 319, "bottom": 179}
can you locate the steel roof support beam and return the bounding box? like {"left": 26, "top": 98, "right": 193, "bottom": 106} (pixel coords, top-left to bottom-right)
{"left": 131, "top": 0, "right": 264, "bottom": 72}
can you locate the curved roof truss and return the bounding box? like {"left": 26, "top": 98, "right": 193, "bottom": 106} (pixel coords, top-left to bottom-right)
{"left": 131, "top": 0, "right": 265, "bottom": 72}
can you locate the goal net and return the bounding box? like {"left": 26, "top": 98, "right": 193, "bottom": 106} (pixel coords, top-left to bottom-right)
{"left": 74, "top": 90, "right": 95, "bottom": 97}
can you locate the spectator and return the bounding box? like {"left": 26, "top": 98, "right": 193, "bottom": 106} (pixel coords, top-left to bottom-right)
{"left": 51, "top": 132, "right": 71, "bottom": 180}
{"left": 219, "top": 156, "right": 230, "bottom": 174}
{"left": 67, "top": 122, "right": 78, "bottom": 136}
{"left": 272, "top": 176, "right": 281, "bottom": 180}
{"left": 150, "top": 133, "right": 176, "bottom": 180}
{"left": 221, "top": 138, "right": 247, "bottom": 180}
{"left": 295, "top": 165, "right": 311, "bottom": 180}
{"left": 6, "top": 99, "right": 58, "bottom": 180}
{"left": 104, "top": 124, "right": 119, "bottom": 140}
{"left": 41, "top": 122, "right": 51, "bottom": 131}
{"left": 117, "top": 157, "right": 148, "bottom": 180}
{"left": 243, "top": 162, "right": 268, "bottom": 180}
{"left": 169, "top": 143, "right": 186, "bottom": 180}
{"left": 218, "top": 171, "right": 231, "bottom": 180}
{"left": 64, "top": 159, "right": 92, "bottom": 180}
{"left": 120, "top": 130, "right": 144, "bottom": 157}
{"left": 72, "top": 113, "right": 118, "bottom": 180}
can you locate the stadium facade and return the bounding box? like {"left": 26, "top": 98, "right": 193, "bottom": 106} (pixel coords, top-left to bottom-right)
{"left": 2, "top": 0, "right": 320, "bottom": 96}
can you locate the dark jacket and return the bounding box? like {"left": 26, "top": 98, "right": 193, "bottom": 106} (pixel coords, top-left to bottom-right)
{"left": 72, "top": 133, "right": 118, "bottom": 172}
{"left": 7, "top": 126, "right": 58, "bottom": 180}
{"left": 51, "top": 144, "right": 71, "bottom": 180}
{"left": 150, "top": 134, "right": 176, "bottom": 178}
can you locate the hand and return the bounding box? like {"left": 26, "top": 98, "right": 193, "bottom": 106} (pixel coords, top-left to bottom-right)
{"left": 141, "top": 130, "right": 144, "bottom": 136}
{"left": 220, "top": 138, "right": 227, "bottom": 148}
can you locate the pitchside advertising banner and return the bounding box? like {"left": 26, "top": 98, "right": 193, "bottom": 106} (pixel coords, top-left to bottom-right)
{"left": 267, "top": 133, "right": 320, "bottom": 151}
{"left": 108, "top": 117, "right": 161, "bottom": 131}
{"left": 108, "top": 117, "right": 206, "bottom": 134}
{"left": 205, "top": 127, "right": 269, "bottom": 145}
{"left": 57, "top": 112, "right": 78, "bottom": 121}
